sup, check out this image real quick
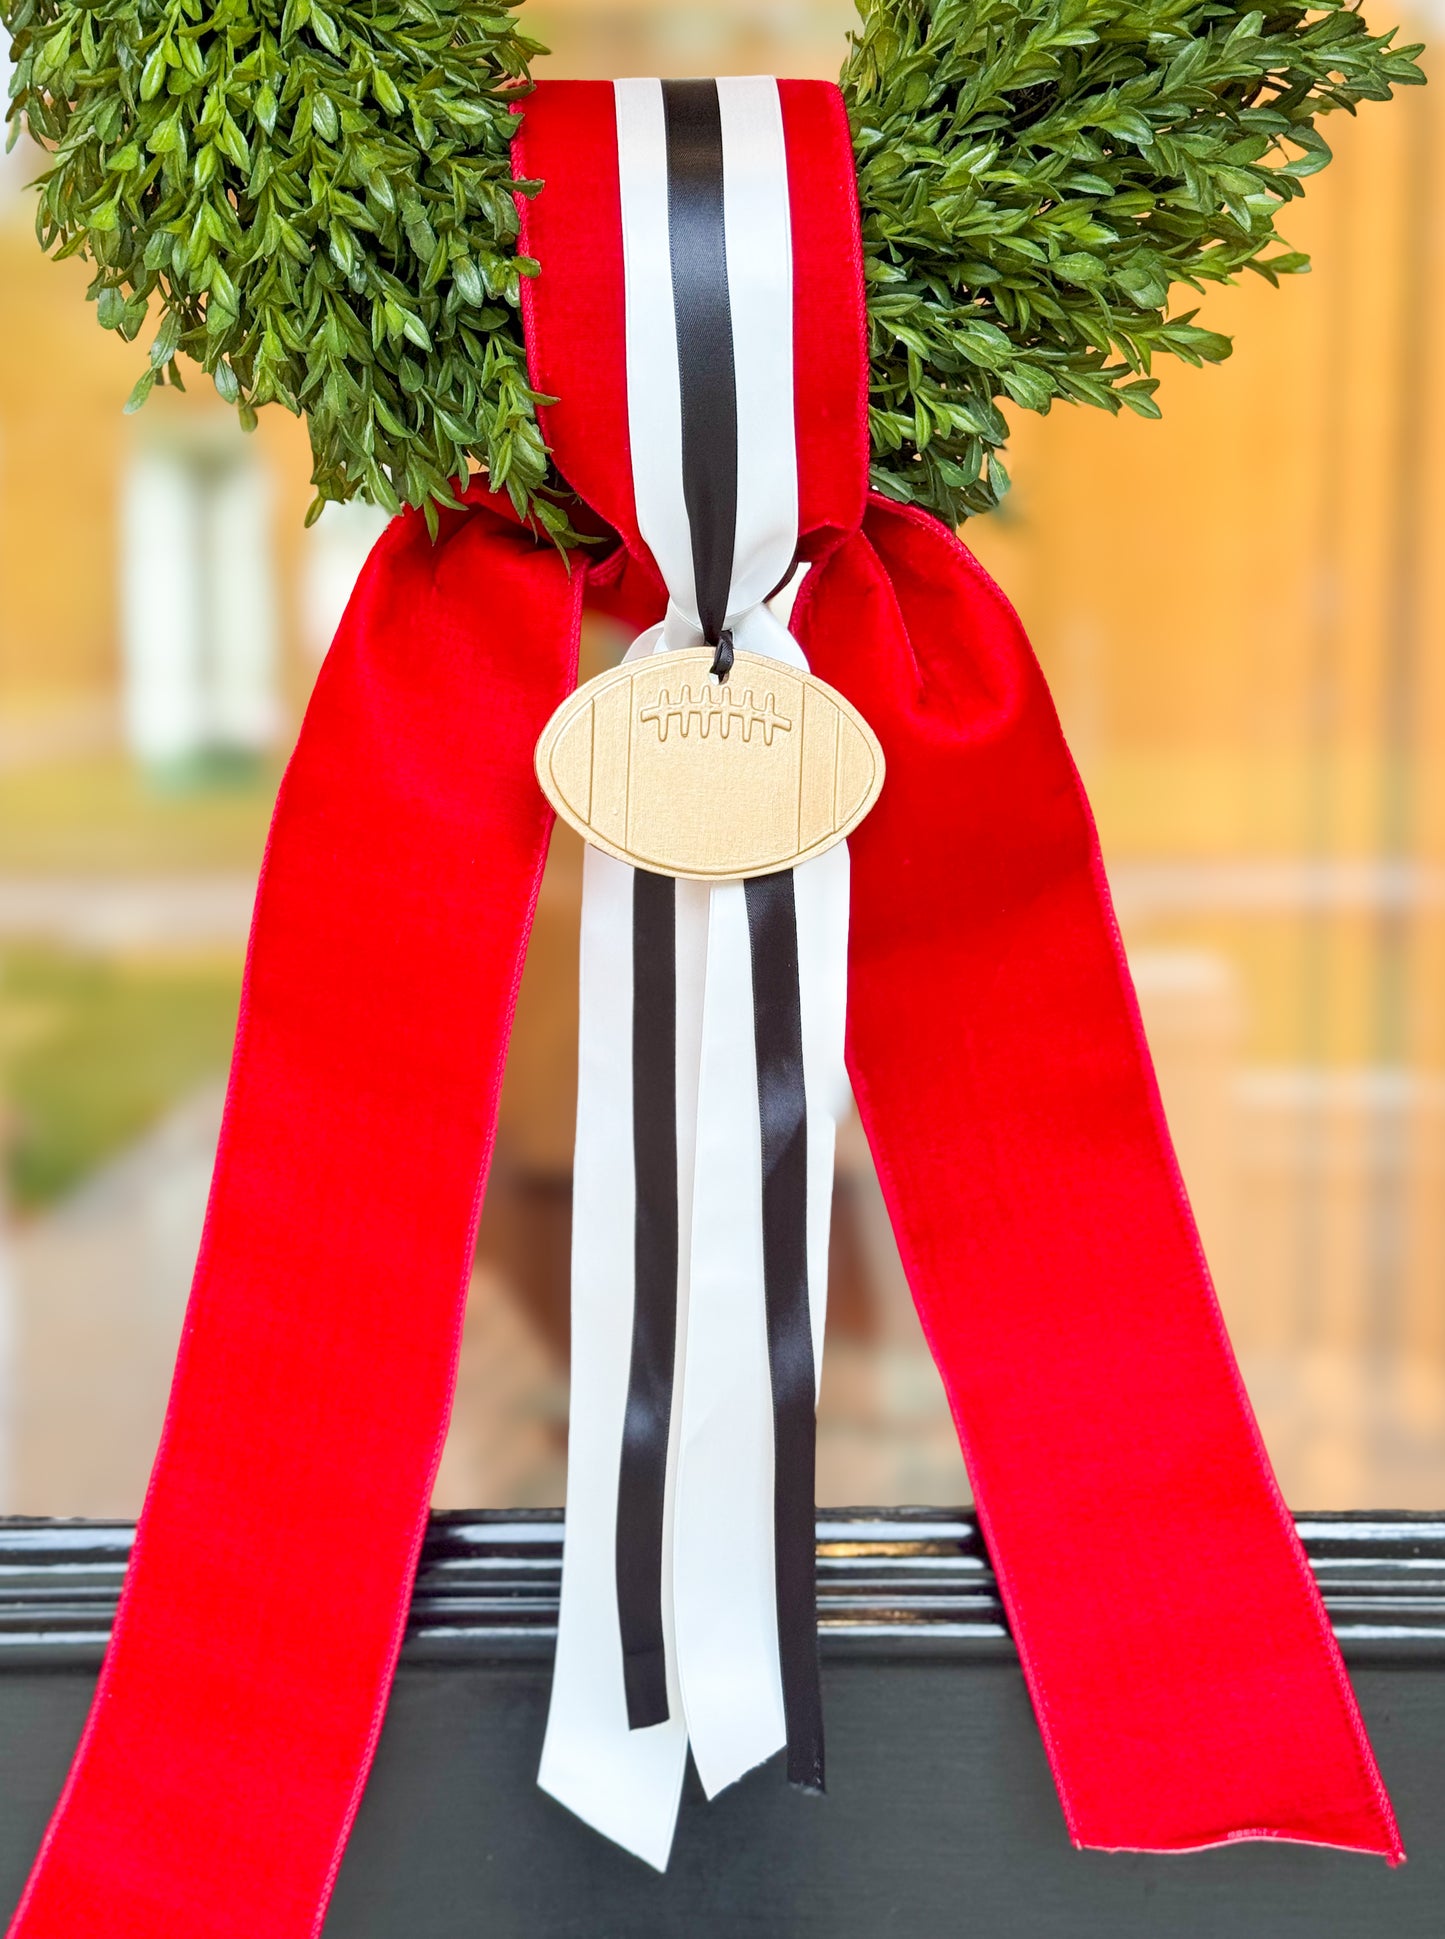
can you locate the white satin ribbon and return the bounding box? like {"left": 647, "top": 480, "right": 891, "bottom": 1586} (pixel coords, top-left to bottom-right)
{"left": 539, "top": 74, "right": 851, "bottom": 1869}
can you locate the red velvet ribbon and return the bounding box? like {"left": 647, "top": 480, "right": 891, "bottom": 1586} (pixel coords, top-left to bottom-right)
{"left": 6, "top": 74, "right": 1399, "bottom": 1939}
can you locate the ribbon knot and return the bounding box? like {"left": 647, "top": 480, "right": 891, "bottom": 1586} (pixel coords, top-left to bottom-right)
{"left": 709, "top": 628, "right": 735, "bottom": 682}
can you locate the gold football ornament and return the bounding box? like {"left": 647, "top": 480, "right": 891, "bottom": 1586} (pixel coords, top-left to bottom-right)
{"left": 535, "top": 647, "right": 884, "bottom": 881}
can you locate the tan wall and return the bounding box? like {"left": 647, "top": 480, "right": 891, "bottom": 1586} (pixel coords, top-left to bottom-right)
{"left": 971, "top": 77, "right": 1444, "bottom": 859}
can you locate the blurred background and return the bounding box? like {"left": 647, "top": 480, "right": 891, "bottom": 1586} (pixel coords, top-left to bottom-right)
{"left": 0, "top": 1, "right": 1440, "bottom": 1517}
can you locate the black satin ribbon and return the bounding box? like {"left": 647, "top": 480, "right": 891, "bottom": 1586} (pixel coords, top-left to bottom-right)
{"left": 613, "top": 78, "right": 824, "bottom": 1786}
{"left": 662, "top": 79, "right": 738, "bottom": 658}
{"left": 744, "top": 869, "right": 825, "bottom": 1793}
{"left": 616, "top": 868, "right": 678, "bottom": 1729}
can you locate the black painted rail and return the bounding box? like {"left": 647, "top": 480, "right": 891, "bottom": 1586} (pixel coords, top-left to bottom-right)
{"left": 0, "top": 1508, "right": 1441, "bottom": 1661}
{"left": 0, "top": 1510, "right": 1441, "bottom": 1938}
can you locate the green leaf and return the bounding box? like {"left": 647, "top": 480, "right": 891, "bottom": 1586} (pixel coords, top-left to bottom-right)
{"left": 123, "top": 368, "right": 157, "bottom": 414}
{"left": 328, "top": 220, "right": 355, "bottom": 277}
{"left": 1001, "top": 365, "right": 1056, "bottom": 411}
{"left": 149, "top": 309, "right": 183, "bottom": 368}
{"left": 372, "top": 67, "right": 404, "bottom": 117}
{"left": 209, "top": 262, "right": 239, "bottom": 314}
{"left": 310, "top": 5, "right": 342, "bottom": 56}
{"left": 400, "top": 197, "right": 437, "bottom": 263}
{"left": 95, "top": 285, "right": 127, "bottom": 330}
{"left": 452, "top": 255, "right": 485, "bottom": 306}
{"left": 400, "top": 311, "right": 432, "bottom": 351}
{"left": 139, "top": 43, "right": 169, "bottom": 103}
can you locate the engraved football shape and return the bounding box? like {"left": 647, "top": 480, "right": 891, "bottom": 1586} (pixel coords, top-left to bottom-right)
{"left": 535, "top": 646, "right": 884, "bottom": 881}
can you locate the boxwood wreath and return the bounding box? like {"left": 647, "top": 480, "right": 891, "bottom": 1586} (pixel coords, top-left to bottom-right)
{"left": 1, "top": 0, "right": 1426, "bottom": 538}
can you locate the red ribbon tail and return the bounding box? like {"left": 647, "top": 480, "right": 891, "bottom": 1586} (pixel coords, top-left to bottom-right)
{"left": 7, "top": 492, "right": 584, "bottom": 1939}
{"left": 795, "top": 494, "right": 1403, "bottom": 1863}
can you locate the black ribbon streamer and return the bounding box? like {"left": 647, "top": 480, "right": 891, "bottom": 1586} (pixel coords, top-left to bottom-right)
{"left": 662, "top": 78, "right": 739, "bottom": 665}
{"left": 616, "top": 868, "right": 679, "bottom": 1730}
{"left": 612, "top": 79, "right": 825, "bottom": 1789}
{"left": 744, "top": 870, "right": 826, "bottom": 1794}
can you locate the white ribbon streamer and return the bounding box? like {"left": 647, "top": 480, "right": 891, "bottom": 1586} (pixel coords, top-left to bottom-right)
{"left": 539, "top": 74, "right": 851, "bottom": 1868}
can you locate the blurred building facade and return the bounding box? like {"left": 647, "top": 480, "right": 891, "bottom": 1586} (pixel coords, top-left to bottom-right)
{"left": 0, "top": 3, "right": 1441, "bottom": 1513}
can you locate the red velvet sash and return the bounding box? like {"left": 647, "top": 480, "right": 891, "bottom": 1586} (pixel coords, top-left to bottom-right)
{"left": 6, "top": 76, "right": 1399, "bottom": 1939}
{"left": 796, "top": 505, "right": 1401, "bottom": 1855}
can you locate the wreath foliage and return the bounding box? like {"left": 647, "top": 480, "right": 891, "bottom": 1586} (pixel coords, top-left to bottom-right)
{"left": 1, "top": 0, "right": 1425, "bottom": 534}
{"left": 850, "top": 0, "right": 1426, "bottom": 518}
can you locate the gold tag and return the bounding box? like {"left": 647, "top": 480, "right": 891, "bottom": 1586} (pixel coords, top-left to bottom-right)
{"left": 534, "top": 647, "right": 884, "bottom": 881}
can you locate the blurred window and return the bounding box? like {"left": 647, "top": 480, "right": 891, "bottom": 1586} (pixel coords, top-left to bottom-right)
{"left": 120, "top": 443, "right": 280, "bottom": 771}
{"left": 302, "top": 501, "right": 391, "bottom": 661}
